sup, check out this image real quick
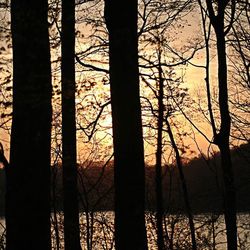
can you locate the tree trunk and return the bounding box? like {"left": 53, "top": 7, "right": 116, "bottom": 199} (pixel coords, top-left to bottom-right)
{"left": 104, "top": 1, "right": 148, "bottom": 249}
{"left": 214, "top": 21, "right": 237, "bottom": 250}
{"left": 61, "top": 0, "right": 82, "bottom": 249}
{"left": 165, "top": 119, "right": 197, "bottom": 250}
{"left": 6, "top": 0, "right": 52, "bottom": 249}
{"left": 204, "top": 1, "right": 237, "bottom": 248}
{"left": 155, "top": 63, "right": 165, "bottom": 250}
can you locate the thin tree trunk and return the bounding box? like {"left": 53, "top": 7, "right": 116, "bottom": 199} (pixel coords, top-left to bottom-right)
{"left": 104, "top": 0, "right": 148, "bottom": 249}
{"left": 61, "top": 0, "right": 81, "bottom": 249}
{"left": 214, "top": 13, "right": 237, "bottom": 250}
{"left": 155, "top": 62, "right": 165, "bottom": 250}
{"left": 6, "top": 1, "right": 52, "bottom": 249}
{"left": 165, "top": 118, "right": 197, "bottom": 250}
{"left": 52, "top": 166, "right": 61, "bottom": 250}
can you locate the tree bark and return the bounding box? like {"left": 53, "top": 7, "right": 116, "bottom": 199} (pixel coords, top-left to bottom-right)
{"left": 104, "top": 1, "right": 148, "bottom": 249}
{"left": 61, "top": 0, "right": 82, "bottom": 249}
{"left": 6, "top": 0, "right": 52, "bottom": 249}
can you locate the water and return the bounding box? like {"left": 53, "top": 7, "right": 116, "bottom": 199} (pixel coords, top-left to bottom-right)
{"left": 1, "top": 212, "right": 249, "bottom": 249}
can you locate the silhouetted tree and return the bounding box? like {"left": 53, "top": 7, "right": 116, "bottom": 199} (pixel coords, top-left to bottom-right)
{"left": 155, "top": 52, "right": 165, "bottom": 250}
{"left": 61, "top": 0, "right": 81, "bottom": 249}
{"left": 229, "top": 0, "right": 250, "bottom": 142}
{"left": 197, "top": 0, "right": 238, "bottom": 249}
{"left": 6, "top": 0, "right": 52, "bottom": 249}
{"left": 104, "top": 0, "right": 148, "bottom": 249}
{"left": 165, "top": 117, "right": 197, "bottom": 250}
{"left": 138, "top": 4, "right": 197, "bottom": 244}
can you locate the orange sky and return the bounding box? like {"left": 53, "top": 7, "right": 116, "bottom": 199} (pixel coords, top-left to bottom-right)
{"left": 0, "top": 2, "right": 247, "bottom": 166}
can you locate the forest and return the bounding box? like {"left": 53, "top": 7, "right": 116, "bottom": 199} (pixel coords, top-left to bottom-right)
{"left": 0, "top": 0, "right": 249, "bottom": 249}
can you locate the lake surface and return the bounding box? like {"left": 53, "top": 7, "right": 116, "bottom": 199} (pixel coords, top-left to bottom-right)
{"left": 0, "top": 212, "right": 249, "bottom": 249}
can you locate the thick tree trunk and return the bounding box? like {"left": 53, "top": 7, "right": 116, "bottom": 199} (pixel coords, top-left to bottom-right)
{"left": 104, "top": 1, "right": 148, "bottom": 249}
{"left": 61, "top": 0, "right": 81, "bottom": 249}
{"left": 6, "top": 1, "right": 52, "bottom": 249}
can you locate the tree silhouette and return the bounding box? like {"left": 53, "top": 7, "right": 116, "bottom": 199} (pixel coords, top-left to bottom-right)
{"left": 61, "top": 0, "right": 82, "bottom": 249}
{"left": 197, "top": 0, "right": 238, "bottom": 249}
{"left": 6, "top": 0, "right": 52, "bottom": 249}
{"left": 104, "top": 0, "right": 148, "bottom": 249}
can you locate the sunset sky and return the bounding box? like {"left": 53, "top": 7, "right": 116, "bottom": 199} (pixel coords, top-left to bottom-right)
{"left": 0, "top": 1, "right": 248, "bottom": 165}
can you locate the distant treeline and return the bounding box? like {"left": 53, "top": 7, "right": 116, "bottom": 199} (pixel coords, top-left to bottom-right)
{"left": 0, "top": 143, "right": 249, "bottom": 215}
